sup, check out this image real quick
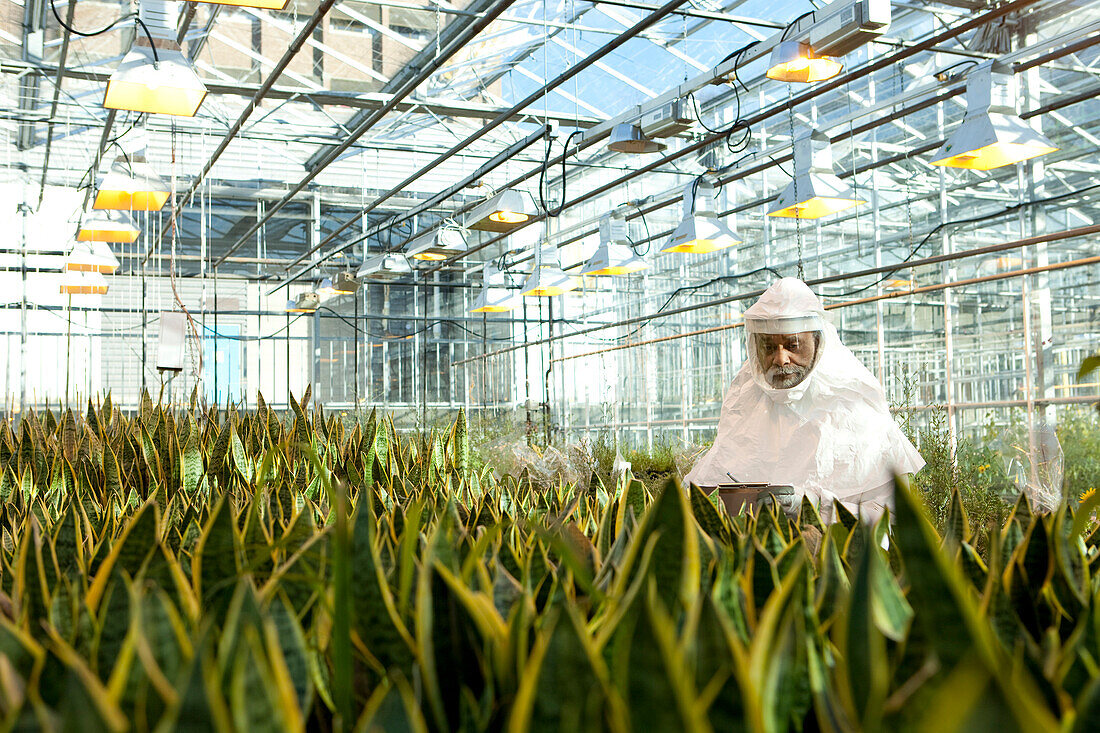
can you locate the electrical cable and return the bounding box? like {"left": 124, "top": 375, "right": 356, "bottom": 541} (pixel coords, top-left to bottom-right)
{"left": 539, "top": 129, "right": 584, "bottom": 217}
{"left": 49, "top": 0, "right": 160, "bottom": 65}
{"left": 821, "top": 182, "right": 1100, "bottom": 299}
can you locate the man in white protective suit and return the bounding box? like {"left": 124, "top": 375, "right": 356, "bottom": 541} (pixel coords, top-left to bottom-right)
{"left": 684, "top": 278, "right": 924, "bottom": 524}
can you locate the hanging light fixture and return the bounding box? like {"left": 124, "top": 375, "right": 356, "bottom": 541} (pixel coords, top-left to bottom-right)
{"left": 92, "top": 153, "right": 170, "bottom": 211}
{"left": 606, "top": 123, "right": 666, "bottom": 154}
{"left": 661, "top": 179, "right": 741, "bottom": 254}
{"left": 582, "top": 214, "right": 649, "bottom": 275}
{"left": 464, "top": 189, "right": 537, "bottom": 232}
{"left": 766, "top": 41, "right": 842, "bottom": 83}
{"left": 521, "top": 245, "right": 581, "bottom": 297}
{"left": 406, "top": 226, "right": 467, "bottom": 261}
{"left": 76, "top": 212, "right": 141, "bottom": 243}
{"left": 768, "top": 129, "right": 864, "bottom": 219}
{"left": 470, "top": 264, "right": 521, "bottom": 313}
{"left": 60, "top": 271, "right": 109, "bottom": 296}
{"left": 64, "top": 241, "right": 120, "bottom": 274}
{"left": 103, "top": 1, "right": 207, "bottom": 117}
{"left": 930, "top": 61, "right": 1057, "bottom": 170}
{"left": 356, "top": 253, "right": 412, "bottom": 281}
{"left": 285, "top": 292, "right": 320, "bottom": 313}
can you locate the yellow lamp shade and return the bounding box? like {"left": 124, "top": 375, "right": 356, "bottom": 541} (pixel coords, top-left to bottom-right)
{"left": 104, "top": 45, "right": 208, "bottom": 117}
{"left": 65, "top": 241, "right": 119, "bottom": 274}
{"left": 77, "top": 214, "right": 140, "bottom": 243}
{"left": 930, "top": 139, "right": 1057, "bottom": 171}
{"left": 766, "top": 42, "right": 842, "bottom": 83}
{"left": 93, "top": 157, "right": 169, "bottom": 211}
{"left": 60, "top": 271, "right": 109, "bottom": 295}
{"left": 660, "top": 215, "right": 739, "bottom": 254}
{"left": 769, "top": 195, "right": 862, "bottom": 219}
{"left": 521, "top": 265, "right": 580, "bottom": 296}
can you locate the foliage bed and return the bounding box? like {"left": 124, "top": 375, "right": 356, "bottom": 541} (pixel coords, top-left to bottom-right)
{"left": 0, "top": 392, "right": 1098, "bottom": 731}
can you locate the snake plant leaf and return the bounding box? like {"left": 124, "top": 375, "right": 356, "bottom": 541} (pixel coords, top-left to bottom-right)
{"left": 56, "top": 646, "right": 128, "bottom": 733}
{"left": 839, "top": 525, "right": 888, "bottom": 728}
{"left": 182, "top": 419, "right": 203, "bottom": 498}
{"left": 265, "top": 594, "right": 313, "bottom": 715}
{"left": 229, "top": 627, "right": 287, "bottom": 733}
{"left": 691, "top": 594, "right": 748, "bottom": 732}
{"left": 193, "top": 495, "right": 240, "bottom": 615}
{"left": 892, "top": 478, "right": 989, "bottom": 671}
{"left": 354, "top": 671, "right": 429, "bottom": 733}
{"left": 508, "top": 605, "right": 609, "bottom": 733}
{"left": 944, "top": 485, "right": 970, "bottom": 549}
{"left": 160, "top": 644, "right": 233, "bottom": 733}
{"left": 689, "top": 482, "right": 727, "bottom": 544}
{"left": 349, "top": 508, "right": 414, "bottom": 676}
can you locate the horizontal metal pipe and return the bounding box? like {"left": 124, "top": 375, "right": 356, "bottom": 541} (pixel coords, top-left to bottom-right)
{"left": 543, "top": 251, "right": 1100, "bottom": 363}
{"left": 451, "top": 223, "right": 1100, "bottom": 366}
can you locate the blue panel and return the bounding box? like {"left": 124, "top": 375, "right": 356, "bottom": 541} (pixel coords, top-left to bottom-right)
{"left": 203, "top": 324, "right": 243, "bottom": 405}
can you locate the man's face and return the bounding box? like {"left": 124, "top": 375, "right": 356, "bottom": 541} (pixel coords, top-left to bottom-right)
{"left": 754, "top": 331, "right": 818, "bottom": 389}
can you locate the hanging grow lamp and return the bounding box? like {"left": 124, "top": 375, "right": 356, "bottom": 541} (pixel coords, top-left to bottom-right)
{"left": 766, "top": 41, "right": 842, "bottom": 83}
{"left": 768, "top": 129, "right": 863, "bottom": 219}
{"left": 606, "top": 123, "right": 666, "bottom": 154}
{"left": 464, "top": 189, "right": 536, "bottom": 232}
{"left": 930, "top": 61, "right": 1056, "bottom": 170}
{"left": 285, "top": 292, "right": 320, "bottom": 313}
{"left": 470, "top": 265, "right": 521, "bottom": 313}
{"left": 582, "top": 214, "right": 649, "bottom": 275}
{"left": 60, "top": 271, "right": 109, "bottom": 295}
{"left": 406, "top": 227, "right": 467, "bottom": 261}
{"left": 77, "top": 212, "right": 140, "bottom": 243}
{"left": 103, "top": 1, "right": 207, "bottom": 117}
{"left": 357, "top": 253, "right": 412, "bottom": 281}
{"left": 92, "top": 154, "right": 170, "bottom": 211}
{"left": 64, "top": 241, "right": 120, "bottom": 274}
{"left": 521, "top": 246, "right": 580, "bottom": 297}
{"left": 661, "top": 180, "right": 740, "bottom": 254}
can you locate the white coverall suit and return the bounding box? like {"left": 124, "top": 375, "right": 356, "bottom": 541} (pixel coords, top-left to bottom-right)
{"left": 685, "top": 278, "right": 924, "bottom": 524}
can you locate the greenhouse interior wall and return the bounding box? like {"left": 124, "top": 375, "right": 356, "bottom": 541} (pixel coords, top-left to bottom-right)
{"left": 0, "top": 0, "right": 1096, "bottom": 457}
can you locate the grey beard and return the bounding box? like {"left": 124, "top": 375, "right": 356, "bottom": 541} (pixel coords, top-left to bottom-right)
{"left": 765, "top": 364, "right": 808, "bottom": 389}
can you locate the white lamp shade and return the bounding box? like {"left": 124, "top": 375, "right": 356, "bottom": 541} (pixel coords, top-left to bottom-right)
{"left": 660, "top": 215, "right": 740, "bottom": 254}
{"left": 357, "top": 253, "right": 412, "bottom": 280}
{"left": 406, "top": 227, "right": 468, "bottom": 260}
{"left": 104, "top": 44, "right": 208, "bottom": 117}
{"left": 768, "top": 172, "right": 864, "bottom": 219}
{"left": 77, "top": 213, "right": 140, "bottom": 243}
{"left": 59, "top": 271, "right": 109, "bottom": 295}
{"left": 930, "top": 113, "right": 1057, "bottom": 170}
{"left": 464, "top": 189, "right": 536, "bottom": 232}
{"left": 607, "top": 124, "right": 666, "bottom": 154}
{"left": 93, "top": 156, "right": 170, "bottom": 211}
{"left": 582, "top": 242, "right": 649, "bottom": 275}
{"left": 65, "top": 241, "right": 120, "bottom": 274}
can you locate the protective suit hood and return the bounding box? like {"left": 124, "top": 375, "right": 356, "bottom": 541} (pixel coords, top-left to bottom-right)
{"left": 686, "top": 278, "right": 924, "bottom": 515}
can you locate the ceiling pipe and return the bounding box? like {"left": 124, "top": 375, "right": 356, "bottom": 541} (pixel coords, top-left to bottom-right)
{"left": 153, "top": 0, "right": 340, "bottom": 252}
{"left": 275, "top": 0, "right": 696, "bottom": 282}
{"left": 275, "top": 0, "right": 1045, "bottom": 290}
{"left": 438, "top": 16, "right": 1095, "bottom": 274}
{"left": 214, "top": 0, "right": 519, "bottom": 267}
{"left": 451, "top": 222, "right": 1100, "bottom": 366}
{"left": 36, "top": 0, "right": 75, "bottom": 209}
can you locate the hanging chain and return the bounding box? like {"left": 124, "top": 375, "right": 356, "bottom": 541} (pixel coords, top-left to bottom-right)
{"left": 787, "top": 92, "right": 803, "bottom": 279}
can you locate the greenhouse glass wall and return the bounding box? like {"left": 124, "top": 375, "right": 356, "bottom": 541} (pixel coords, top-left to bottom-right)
{"left": 0, "top": 0, "right": 1096, "bottom": 450}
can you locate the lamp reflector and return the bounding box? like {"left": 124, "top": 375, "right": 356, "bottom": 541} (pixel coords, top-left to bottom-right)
{"left": 65, "top": 241, "right": 120, "bottom": 274}
{"left": 286, "top": 292, "right": 320, "bottom": 313}
{"left": 930, "top": 61, "right": 1056, "bottom": 170}
{"left": 93, "top": 155, "right": 170, "bottom": 211}
{"left": 661, "top": 181, "right": 741, "bottom": 254}
{"left": 521, "top": 247, "right": 580, "bottom": 297}
{"left": 583, "top": 215, "right": 649, "bottom": 274}
{"left": 464, "top": 189, "right": 536, "bottom": 232}
{"left": 607, "top": 124, "right": 666, "bottom": 154}
{"left": 103, "top": 44, "right": 208, "bottom": 117}
{"left": 357, "top": 253, "right": 412, "bottom": 281}
{"left": 766, "top": 41, "right": 842, "bottom": 83}
{"left": 406, "top": 227, "right": 467, "bottom": 261}
{"left": 60, "top": 271, "right": 109, "bottom": 295}
{"left": 77, "top": 213, "right": 140, "bottom": 243}
{"left": 768, "top": 129, "right": 863, "bottom": 219}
